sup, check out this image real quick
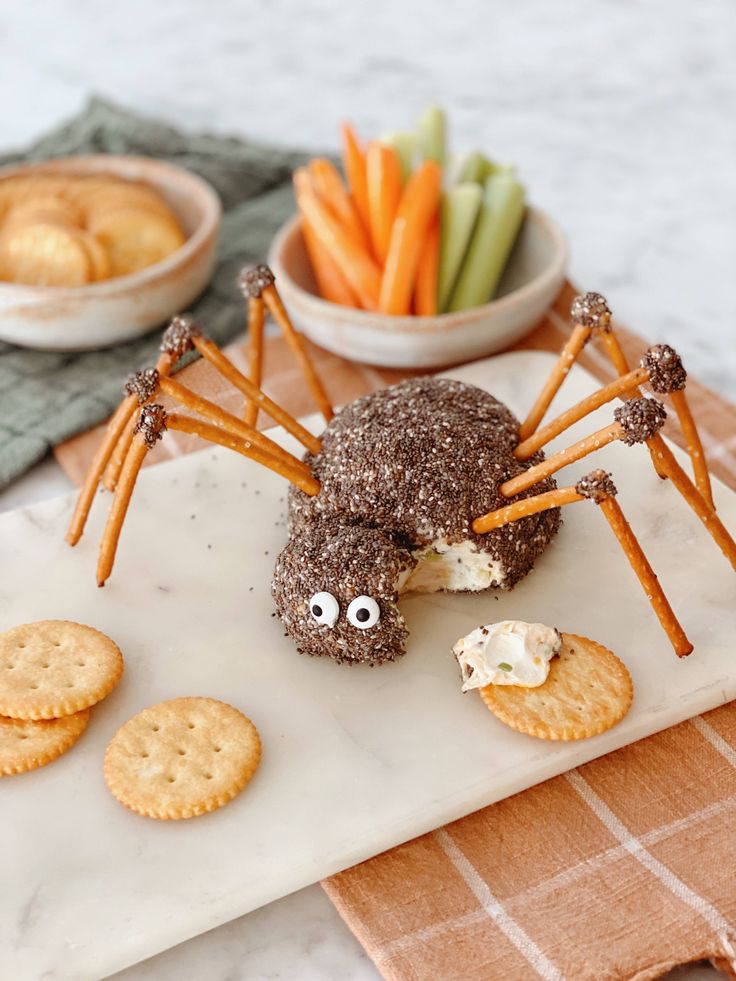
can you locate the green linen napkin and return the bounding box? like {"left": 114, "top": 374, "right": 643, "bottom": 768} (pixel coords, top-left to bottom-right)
{"left": 0, "top": 97, "right": 309, "bottom": 490}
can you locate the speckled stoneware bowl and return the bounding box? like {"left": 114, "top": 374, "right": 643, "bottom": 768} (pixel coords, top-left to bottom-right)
{"left": 0, "top": 155, "right": 221, "bottom": 351}
{"left": 269, "top": 207, "right": 568, "bottom": 369}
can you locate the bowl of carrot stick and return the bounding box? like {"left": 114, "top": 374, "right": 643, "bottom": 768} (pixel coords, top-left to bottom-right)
{"left": 269, "top": 108, "right": 568, "bottom": 369}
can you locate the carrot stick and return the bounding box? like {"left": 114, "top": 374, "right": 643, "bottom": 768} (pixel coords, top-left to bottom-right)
{"left": 366, "top": 142, "right": 402, "bottom": 265}
{"left": 300, "top": 217, "right": 358, "bottom": 307}
{"left": 293, "top": 170, "right": 357, "bottom": 305}
{"left": 294, "top": 168, "right": 356, "bottom": 304}
{"left": 300, "top": 216, "right": 358, "bottom": 306}
{"left": 413, "top": 215, "right": 440, "bottom": 316}
{"left": 295, "top": 180, "right": 382, "bottom": 311}
{"left": 340, "top": 122, "right": 371, "bottom": 237}
{"left": 308, "top": 157, "right": 371, "bottom": 251}
{"left": 378, "top": 160, "right": 442, "bottom": 316}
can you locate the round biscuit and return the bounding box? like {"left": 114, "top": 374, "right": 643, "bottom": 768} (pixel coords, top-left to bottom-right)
{"left": 104, "top": 697, "right": 261, "bottom": 820}
{"left": 77, "top": 230, "right": 112, "bottom": 280}
{"left": 70, "top": 178, "right": 173, "bottom": 218}
{"left": 90, "top": 207, "right": 185, "bottom": 276}
{"left": 0, "top": 620, "right": 124, "bottom": 720}
{"left": 0, "top": 222, "right": 92, "bottom": 286}
{"left": 3, "top": 196, "right": 83, "bottom": 230}
{"left": 480, "top": 633, "right": 633, "bottom": 740}
{"left": 0, "top": 709, "right": 90, "bottom": 776}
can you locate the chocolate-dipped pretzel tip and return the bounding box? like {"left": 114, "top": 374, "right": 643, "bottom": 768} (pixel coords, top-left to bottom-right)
{"left": 238, "top": 263, "right": 276, "bottom": 299}
{"left": 640, "top": 344, "right": 687, "bottom": 394}
{"left": 614, "top": 396, "right": 667, "bottom": 445}
{"left": 133, "top": 403, "right": 168, "bottom": 448}
{"left": 160, "top": 314, "right": 202, "bottom": 359}
{"left": 123, "top": 367, "right": 160, "bottom": 404}
{"left": 570, "top": 292, "right": 612, "bottom": 332}
{"left": 575, "top": 469, "right": 618, "bottom": 502}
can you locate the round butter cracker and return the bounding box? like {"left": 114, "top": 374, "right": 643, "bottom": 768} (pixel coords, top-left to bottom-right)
{"left": 0, "top": 221, "right": 92, "bottom": 286}
{"left": 0, "top": 709, "right": 90, "bottom": 776}
{"left": 480, "top": 633, "right": 633, "bottom": 740}
{"left": 90, "top": 207, "right": 185, "bottom": 276}
{"left": 0, "top": 620, "right": 124, "bottom": 720}
{"left": 104, "top": 697, "right": 261, "bottom": 820}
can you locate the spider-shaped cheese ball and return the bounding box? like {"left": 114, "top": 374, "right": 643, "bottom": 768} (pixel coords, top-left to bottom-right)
{"left": 273, "top": 378, "right": 561, "bottom": 665}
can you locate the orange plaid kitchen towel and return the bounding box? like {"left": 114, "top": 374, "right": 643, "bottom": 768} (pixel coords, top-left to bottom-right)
{"left": 55, "top": 283, "right": 736, "bottom": 980}
{"left": 323, "top": 710, "right": 736, "bottom": 980}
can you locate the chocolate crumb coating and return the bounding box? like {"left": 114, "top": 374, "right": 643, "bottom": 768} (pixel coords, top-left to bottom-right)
{"left": 239, "top": 264, "right": 275, "bottom": 299}
{"left": 571, "top": 292, "right": 612, "bottom": 333}
{"left": 641, "top": 344, "right": 687, "bottom": 394}
{"left": 134, "top": 403, "right": 167, "bottom": 449}
{"left": 614, "top": 396, "right": 667, "bottom": 445}
{"left": 124, "top": 367, "right": 159, "bottom": 404}
{"left": 575, "top": 469, "right": 617, "bottom": 502}
{"left": 160, "top": 314, "right": 201, "bottom": 360}
{"left": 272, "top": 522, "right": 415, "bottom": 665}
{"left": 287, "top": 377, "right": 560, "bottom": 585}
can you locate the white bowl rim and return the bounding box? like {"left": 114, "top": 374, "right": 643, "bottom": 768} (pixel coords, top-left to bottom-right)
{"left": 0, "top": 154, "right": 222, "bottom": 299}
{"left": 270, "top": 205, "right": 569, "bottom": 335}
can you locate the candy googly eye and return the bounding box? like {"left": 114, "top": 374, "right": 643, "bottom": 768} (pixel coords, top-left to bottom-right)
{"left": 309, "top": 591, "right": 339, "bottom": 628}
{"left": 347, "top": 596, "right": 380, "bottom": 630}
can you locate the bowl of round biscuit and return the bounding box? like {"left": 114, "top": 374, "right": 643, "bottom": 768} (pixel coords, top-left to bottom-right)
{"left": 0, "top": 155, "right": 221, "bottom": 351}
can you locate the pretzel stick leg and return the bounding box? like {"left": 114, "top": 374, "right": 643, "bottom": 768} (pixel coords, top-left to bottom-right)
{"left": 102, "top": 352, "right": 174, "bottom": 491}
{"left": 472, "top": 486, "right": 583, "bottom": 533}
{"left": 245, "top": 296, "right": 265, "bottom": 427}
{"left": 97, "top": 436, "right": 150, "bottom": 586}
{"left": 669, "top": 389, "right": 714, "bottom": 510}
{"left": 192, "top": 335, "right": 322, "bottom": 455}
{"left": 598, "top": 495, "right": 693, "bottom": 657}
{"left": 167, "top": 414, "right": 320, "bottom": 496}
{"left": 502, "top": 422, "right": 622, "bottom": 498}
{"left": 648, "top": 434, "right": 736, "bottom": 570}
{"left": 515, "top": 366, "right": 650, "bottom": 461}
{"left": 102, "top": 414, "right": 137, "bottom": 491}
{"left": 66, "top": 396, "right": 137, "bottom": 545}
{"left": 599, "top": 330, "right": 633, "bottom": 379}
{"left": 518, "top": 323, "right": 591, "bottom": 440}
{"left": 262, "top": 283, "right": 334, "bottom": 423}
{"left": 598, "top": 330, "right": 668, "bottom": 481}
{"left": 158, "top": 377, "right": 312, "bottom": 478}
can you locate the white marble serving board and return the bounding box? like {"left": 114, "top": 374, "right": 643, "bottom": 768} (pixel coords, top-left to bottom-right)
{"left": 1, "top": 351, "right": 735, "bottom": 981}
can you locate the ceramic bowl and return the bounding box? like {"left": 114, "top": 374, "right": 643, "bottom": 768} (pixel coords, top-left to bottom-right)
{"left": 269, "top": 207, "right": 568, "bottom": 369}
{"left": 0, "top": 155, "right": 221, "bottom": 351}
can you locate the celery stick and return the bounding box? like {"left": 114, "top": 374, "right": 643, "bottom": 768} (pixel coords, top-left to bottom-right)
{"left": 417, "top": 106, "right": 446, "bottom": 167}
{"left": 447, "top": 173, "right": 525, "bottom": 312}
{"left": 379, "top": 131, "right": 416, "bottom": 182}
{"left": 458, "top": 152, "right": 513, "bottom": 184}
{"left": 437, "top": 182, "right": 483, "bottom": 312}
{"left": 458, "top": 151, "right": 490, "bottom": 184}
{"left": 493, "top": 162, "right": 516, "bottom": 178}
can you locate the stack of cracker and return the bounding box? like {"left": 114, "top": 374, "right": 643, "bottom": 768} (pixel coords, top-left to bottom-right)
{"left": 0, "top": 620, "right": 123, "bottom": 776}
{"left": 0, "top": 174, "right": 185, "bottom": 286}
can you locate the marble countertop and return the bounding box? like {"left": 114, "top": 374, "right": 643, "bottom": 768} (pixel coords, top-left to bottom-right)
{"left": 1, "top": 0, "right": 733, "bottom": 977}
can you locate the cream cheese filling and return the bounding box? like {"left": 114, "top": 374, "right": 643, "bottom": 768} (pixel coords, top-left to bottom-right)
{"left": 453, "top": 620, "right": 561, "bottom": 691}
{"left": 399, "top": 539, "right": 505, "bottom": 594}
